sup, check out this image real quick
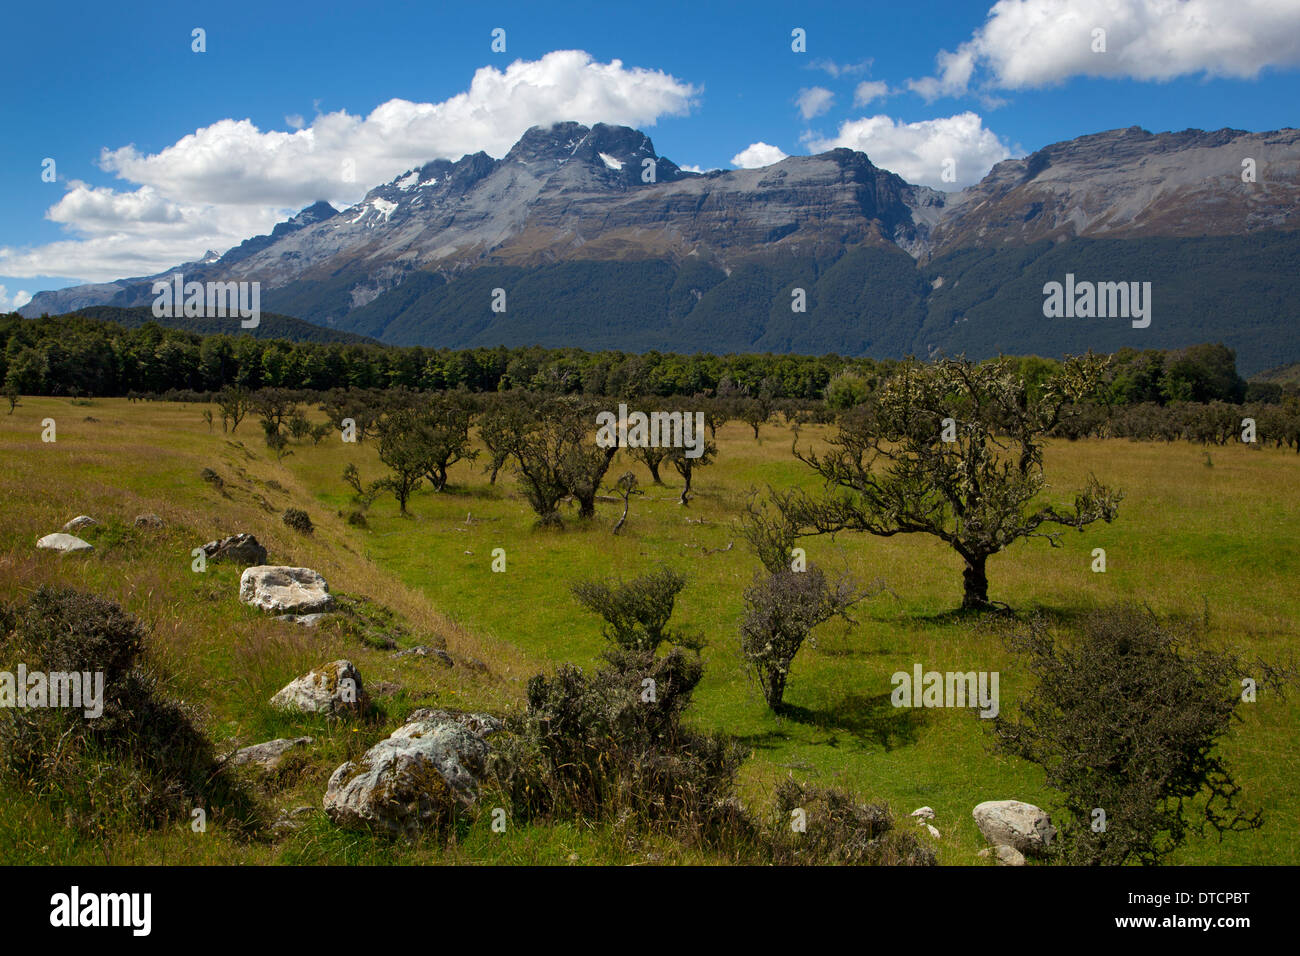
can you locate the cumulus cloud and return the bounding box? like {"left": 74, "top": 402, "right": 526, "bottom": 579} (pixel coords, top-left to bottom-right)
{"left": 731, "top": 142, "right": 790, "bottom": 169}
{"left": 796, "top": 87, "right": 835, "bottom": 119}
{"left": 853, "top": 81, "right": 890, "bottom": 107}
{"left": 1, "top": 50, "right": 699, "bottom": 283}
{"left": 0, "top": 285, "right": 33, "bottom": 311}
{"left": 803, "top": 112, "right": 1013, "bottom": 189}
{"left": 910, "top": 0, "right": 1300, "bottom": 100}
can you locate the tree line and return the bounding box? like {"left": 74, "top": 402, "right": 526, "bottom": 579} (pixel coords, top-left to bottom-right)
{"left": 3, "top": 313, "right": 1291, "bottom": 407}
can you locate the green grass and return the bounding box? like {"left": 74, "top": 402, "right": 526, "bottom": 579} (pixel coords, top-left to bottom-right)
{"left": 1, "top": 397, "right": 1296, "bottom": 865}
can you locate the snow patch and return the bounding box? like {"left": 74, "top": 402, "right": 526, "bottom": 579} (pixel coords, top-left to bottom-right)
{"left": 599, "top": 152, "right": 624, "bottom": 171}
{"left": 372, "top": 198, "right": 398, "bottom": 221}
{"left": 396, "top": 171, "right": 419, "bottom": 190}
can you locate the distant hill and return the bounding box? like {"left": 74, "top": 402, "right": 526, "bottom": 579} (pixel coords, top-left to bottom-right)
{"left": 60, "top": 306, "right": 376, "bottom": 345}
{"left": 1252, "top": 362, "right": 1300, "bottom": 385}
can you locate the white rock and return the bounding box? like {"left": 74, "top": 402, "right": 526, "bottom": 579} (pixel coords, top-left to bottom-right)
{"left": 926, "top": 824, "right": 941, "bottom": 839}
{"left": 270, "top": 660, "right": 366, "bottom": 714}
{"left": 995, "top": 844, "right": 1026, "bottom": 866}
{"left": 972, "top": 800, "right": 1057, "bottom": 856}
{"left": 323, "top": 709, "right": 501, "bottom": 836}
{"left": 229, "top": 736, "right": 314, "bottom": 771}
{"left": 62, "top": 515, "right": 97, "bottom": 532}
{"left": 910, "top": 806, "right": 936, "bottom": 820}
{"left": 240, "top": 565, "right": 335, "bottom": 614}
{"left": 37, "top": 533, "right": 93, "bottom": 553}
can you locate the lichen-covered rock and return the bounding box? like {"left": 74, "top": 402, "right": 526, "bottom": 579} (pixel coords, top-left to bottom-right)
{"left": 229, "top": 736, "right": 314, "bottom": 771}
{"left": 240, "top": 565, "right": 334, "bottom": 614}
{"left": 37, "top": 533, "right": 93, "bottom": 553}
{"left": 202, "top": 533, "right": 267, "bottom": 566}
{"left": 270, "top": 660, "right": 366, "bottom": 715}
{"left": 134, "top": 513, "right": 164, "bottom": 529}
{"left": 62, "top": 515, "right": 97, "bottom": 533}
{"left": 274, "top": 612, "right": 335, "bottom": 627}
{"left": 973, "top": 800, "right": 1057, "bottom": 856}
{"left": 323, "top": 709, "right": 500, "bottom": 836}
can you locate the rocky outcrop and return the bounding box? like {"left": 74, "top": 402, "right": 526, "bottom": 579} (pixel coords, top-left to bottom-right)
{"left": 62, "top": 515, "right": 97, "bottom": 533}
{"left": 270, "top": 660, "right": 366, "bottom": 715}
{"left": 323, "top": 709, "right": 501, "bottom": 835}
{"left": 973, "top": 800, "right": 1057, "bottom": 857}
{"left": 202, "top": 533, "right": 267, "bottom": 566}
{"left": 229, "top": 736, "right": 314, "bottom": 771}
{"left": 240, "top": 566, "right": 334, "bottom": 614}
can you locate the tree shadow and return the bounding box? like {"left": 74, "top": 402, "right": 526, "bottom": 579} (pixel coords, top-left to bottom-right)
{"left": 776, "top": 691, "right": 928, "bottom": 752}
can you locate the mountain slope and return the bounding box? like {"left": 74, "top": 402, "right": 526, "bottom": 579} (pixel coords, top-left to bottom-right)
{"left": 21, "top": 122, "right": 1300, "bottom": 374}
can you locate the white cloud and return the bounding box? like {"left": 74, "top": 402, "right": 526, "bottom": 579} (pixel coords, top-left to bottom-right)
{"left": 808, "top": 59, "right": 873, "bottom": 78}
{"left": 678, "top": 163, "right": 704, "bottom": 173}
{"left": 0, "top": 285, "right": 33, "bottom": 311}
{"left": 731, "top": 142, "right": 790, "bottom": 169}
{"left": 910, "top": 0, "right": 1300, "bottom": 100}
{"left": 1, "top": 50, "right": 699, "bottom": 283}
{"left": 803, "top": 112, "right": 1013, "bottom": 189}
{"left": 853, "top": 81, "right": 890, "bottom": 107}
{"left": 796, "top": 87, "right": 835, "bottom": 119}
{"left": 285, "top": 114, "right": 305, "bottom": 130}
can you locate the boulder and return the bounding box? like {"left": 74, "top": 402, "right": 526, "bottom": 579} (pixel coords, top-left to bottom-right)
{"left": 37, "top": 533, "right": 93, "bottom": 553}
{"left": 394, "top": 645, "right": 454, "bottom": 667}
{"left": 229, "top": 736, "right": 314, "bottom": 771}
{"left": 972, "top": 800, "right": 1057, "bottom": 856}
{"left": 202, "top": 533, "right": 267, "bottom": 566}
{"left": 270, "top": 660, "right": 366, "bottom": 715}
{"left": 323, "top": 709, "right": 501, "bottom": 836}
{"left": 274, "top": 613, "right": 335, "bottom": 627}
{"left": 62, "top": 515, "right": 97, "bottom": 533}
{"left": 240, "top": 565, "right": 335, "bottom": 615}
{"left": 134, "top": 513, "right": 164, "bottom": 529}
{"left": 910, "top": 806, "right": 936, "bottom": 821}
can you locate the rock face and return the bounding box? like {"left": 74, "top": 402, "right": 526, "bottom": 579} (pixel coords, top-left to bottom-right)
{"left": 973, "top": 800, "right": 1057, "bottom": 856}
{"left": 203, "top": 533, "right": 267, "bottom": 566}
{"left": 240, "top": 565, "right": 335, "bottom": 614}
{"left": 37, "top": 533, "right": 93, "bottom": 553}
{"left": 62, "top": 515, "right": 97, "bottom": 533}
{"left": 323, "top": 709, "right": 501, "bottom": 835}
{"left": 270, "top": 660, "right": 366, "bottom": 715}
{"left": 229, "top": 736, "right": 314, "bottom": 771}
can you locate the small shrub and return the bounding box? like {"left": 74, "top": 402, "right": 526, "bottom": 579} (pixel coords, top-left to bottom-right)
{"left": 0, "top": 588, "right": 261, "bottom": 835}
{"left": 282, "top": 508, "right": 313, "bottom": 534}
{"left": 764, "top": 779, "right": 936, "bottom": 865}
{"left": 571, "top": 566, "right": 693, "bottom": 653}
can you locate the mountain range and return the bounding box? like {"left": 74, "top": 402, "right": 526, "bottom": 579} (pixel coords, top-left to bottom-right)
{"left": 22, "top": 121, "right": 1300, "bottom": 375}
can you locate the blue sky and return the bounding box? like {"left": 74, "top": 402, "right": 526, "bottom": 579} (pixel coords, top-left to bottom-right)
{"left": 3, "top": 0, "right": 1299, "bottom": 307}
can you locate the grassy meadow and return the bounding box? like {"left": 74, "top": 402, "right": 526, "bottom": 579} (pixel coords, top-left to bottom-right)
{"left": 1, "top": 395, "right": 1296, "bottom": 864}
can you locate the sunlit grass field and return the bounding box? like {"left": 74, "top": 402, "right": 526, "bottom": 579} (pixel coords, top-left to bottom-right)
{"left": 1, "top": 395, "right": 1296, "bottom": 864}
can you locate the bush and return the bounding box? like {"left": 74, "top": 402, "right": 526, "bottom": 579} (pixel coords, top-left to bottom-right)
{"left": 0, "top": 588, "right": 260, "bottom": 835}
{"left": 991, "top": 604, "right": 1280, "bottom": 865}
{"left": 764, "top": 779, "right": 936, "bottom": 866}
{"left": 571, "top": 567, "right": 692, "bottom": 653}
{"left": 282, "top": 508, "right": 313, "bottom": 534}
{"left": 489, "top": 648, "right": 746, "bottom": 844}
{"left": 740, "top": 566, "right": 859, "bottom": 710}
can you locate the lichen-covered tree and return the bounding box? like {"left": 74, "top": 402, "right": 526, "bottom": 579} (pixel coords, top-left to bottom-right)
{"left": 781, "top": 355, "right": 1123, "bottom": 609}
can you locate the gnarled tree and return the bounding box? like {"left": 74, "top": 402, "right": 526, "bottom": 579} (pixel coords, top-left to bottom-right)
{"left": 780, "top": 355, "right": 1123, "bottom": 609}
